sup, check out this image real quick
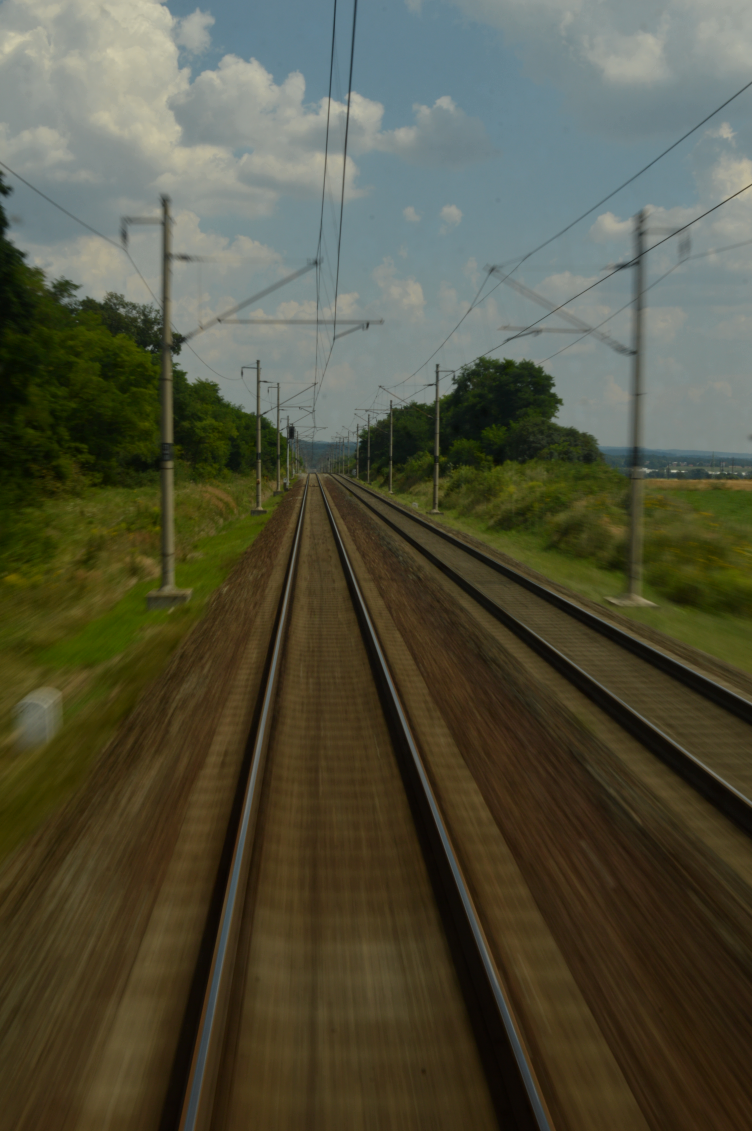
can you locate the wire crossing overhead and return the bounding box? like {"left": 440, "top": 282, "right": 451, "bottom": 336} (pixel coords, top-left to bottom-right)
{"left": 183, "top": 260, "right": 320, "bottom": 341}
{"left": 395, "top": 74, "right": 752, "bottom": 384}
{"left": 492, "top": 273, "right": 632, "bottom": 356}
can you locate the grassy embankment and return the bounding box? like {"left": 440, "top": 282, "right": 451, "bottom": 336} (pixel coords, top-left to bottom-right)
{"left": 372, "top": 459, "right": 752, "bottom": 675}
{"left": 0, "top": 475, "right": 286, "bottom": 864}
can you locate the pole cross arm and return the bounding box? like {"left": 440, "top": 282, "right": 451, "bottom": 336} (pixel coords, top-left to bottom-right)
{"left": 488, "top": 269, "right": 632, "bottom": 357}
{"left": 333, "top": 320, "right": 383, "bottom": 341}
{"left": 120, "top": 214, "right": 161, "bottom": 249}
{"left": 182, "top": 260, "right": 320, "bottom": 342}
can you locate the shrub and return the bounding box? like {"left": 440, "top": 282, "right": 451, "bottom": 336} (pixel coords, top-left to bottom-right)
{"left": 399, "top": 451, "right": 434, "bottom": 489}
{"left": 438, "top": 462, "right": 752, "bottom": 616}
{"left": 447, "top": 438, "right": 489, "bottom": 469}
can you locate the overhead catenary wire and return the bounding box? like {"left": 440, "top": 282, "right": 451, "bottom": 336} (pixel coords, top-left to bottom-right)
{"left": 0, "top": 157, "right": 256, "bottom": 385}
{"left": 314, "top": 0, "right": 339, "bottom": 391}
{"left": 395, "top": 74, "right": 752, "bottom": 384}
{"left": 315, "top": 0, "right": 359, "bottom": 407}
{"left": 377, "top": 174, "right": 752, "bottom": 413}
{"left": 497, "top": 176, "right": 752, "bottom": 351}
{"left": 537, "top": 228, "right": 752, "bottom": 365}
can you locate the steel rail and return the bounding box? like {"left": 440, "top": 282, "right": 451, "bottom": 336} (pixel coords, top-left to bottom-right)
{"left": 178, "top": 478, "right": 309, "bottom": 1131}
{"left": 317, "top": 474, "right": 553, "bottom": 1131}
{"left": 331, "top": 475, "right": 752, "bottom": 838}
{"left": 335, "top": 476, "right": 752, "bottom": 725}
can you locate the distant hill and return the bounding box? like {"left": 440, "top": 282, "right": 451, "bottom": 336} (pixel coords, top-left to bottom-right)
{"left": 601, "top": 447, "right": 752, "bottom": 461}
{"left": 297, "top": 438, "right": 355, "bottom": 470}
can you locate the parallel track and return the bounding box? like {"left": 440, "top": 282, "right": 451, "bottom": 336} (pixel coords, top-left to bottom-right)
{"left": 172, "top": 475, "right": 551, "bottom": 1131}
{"left": 333, "top": 474, "right": 752, "bottom": 838}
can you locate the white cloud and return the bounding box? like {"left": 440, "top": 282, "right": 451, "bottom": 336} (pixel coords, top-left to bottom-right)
{"left": 0, "top": 0, "right": 492, "bottom": 229}
{"left": 175, "top": 8, "right": 214, "bottom": 55}
{"left": 403, "top": 205, "right": 421, "bottom": 222}
{"left": 440, "top": 204, "right": 462, "bottom": 226}
{"left": 603, "top": 374, "right": 629, "bottom": 407}
{"left": 445, "top": 0, "right": 752, "bottom": 137}
{"left": 584, "top": 28, "right": 669, "bottom": 87}
{"left": 589, "top": 211, "right": 633, "bottom": 243}
{"left": 439, "top": 280, "right": 460, "bottom": 316}
{"left": 648, "top": 305, "right": 686, "bottom": 344}
{"left": 377, "top": 98, "right": 496, "bottom": 168}
{"left": 439, "top": 204, "right": 462, "bottom": 234}
{"left": 372, "top": 257, "right": 425, "bottom": 321}
{"left": 405, "top": 0, "right": 422, "bottom": 12}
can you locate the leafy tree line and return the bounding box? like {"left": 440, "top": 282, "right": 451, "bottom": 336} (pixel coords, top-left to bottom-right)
{"left": 359, "top": 356, "right": 601, "bottom": 475}
{"left": 0, "top": 174, "right": 285, "bottom": 498}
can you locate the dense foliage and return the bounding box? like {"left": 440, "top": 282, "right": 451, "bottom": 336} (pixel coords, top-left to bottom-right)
{"left": 358, "top": 356, "right": 600, "bottom": 475}
{"left": 0, "top": 175, "right": 284, "bottom": 497}
{"left": 437, "top": 461, "right": 752, "bottom": 616}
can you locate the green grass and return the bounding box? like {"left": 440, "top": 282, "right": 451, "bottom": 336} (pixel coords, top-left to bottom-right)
{"left": 0, "top": 476, "right": 288, "bottom": 864}
{"left": 39, "top": 506, "right": 271, "bottom": 668}
{"left": 373, "top": 472, "right": 752, "bottom": 677}
{"left": 674, "top": 487, "right": 752, "bottom": 523}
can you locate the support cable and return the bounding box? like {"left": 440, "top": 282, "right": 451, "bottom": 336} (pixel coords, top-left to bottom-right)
{"left": 315, "top": 0, "right": 339, "bottom": 388}
{"left": 394, "top": 75, "right": 752, "bottom": 383}
{"left": 316, "top": 0, "right": 359, "bottom": 406}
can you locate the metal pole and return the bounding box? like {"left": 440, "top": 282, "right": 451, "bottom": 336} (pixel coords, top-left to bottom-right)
{"left": 367, "top": 413, "right": 371, "bottom": 484}
{"left": 252, "top": 360, "right": 266, "bottom": 514}
{"left": 431, "top": 363, "right": 441, "bottom": 513}
{"left": 147, "top": 195, "right": 191, "bottom": 609}
{"left": 627, "top": 210, "right": 647, "bottom": 601}
{"left": 356, "top": 424, "right": 359, "bottom": 479}
{"left": 389, "top": 400, "right": 393, "bottom": 494}
{"left": 286, "top": 415, "right": 290, "bottom": 486}
{"left": 274, "top": 383, "right": 281, "bottom": 494}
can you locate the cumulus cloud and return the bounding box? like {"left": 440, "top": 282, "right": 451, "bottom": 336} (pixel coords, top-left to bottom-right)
{"left": 585, "top": 27, "right": 669, "bottom": 86}
{"left": 377, "top": 97, "right": 496, "bottom": 167}
{"left": 446, "top": 0, "right": 752, "bottom": 137}
{"left": 175, "top": 8, "right": 214, "bottom": 54}
{"left": 372, "top": 257, "right": 425, "bottom": 321}
{"left": 403, "top": 206, "right": 421, "bottom": 222}
{"left": 589, "top": 211, "right": 633, "bottom": 243}
{"left": 439, "top": 204, "right": 462, "bottom": 234}
{"left": 0, "top": 0, "right": 492, "bottom": 229}
{"left": 649, "top": 305, "right": 686, "bottom": 344}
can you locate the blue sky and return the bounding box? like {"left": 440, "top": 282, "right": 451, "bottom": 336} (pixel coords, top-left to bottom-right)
{"left": 3, "top": 0, "right": 752, "bottom": 452}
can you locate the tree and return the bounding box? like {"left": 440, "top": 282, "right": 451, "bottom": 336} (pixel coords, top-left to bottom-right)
{"left": 504, "top": 418, "right": 602, "bottom": 463}
{"left": 442, "top": 357, "right": 562, "bottom": 447}
{"left": 78, "top": 292, "right": 184, "bottom": 355}
{"left": 447, "top": 438, "right": 488, "bottom": 468}
{"left": 357, "top": 401, "right": 433, "bottom": 473}
{"left": 0, "top": 174, "right": 41, "bottom": 335}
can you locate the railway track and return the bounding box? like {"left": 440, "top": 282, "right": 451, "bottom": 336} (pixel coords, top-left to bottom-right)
{"left": 170, "top": 474, "right": 551, "bottom": 1131}
{"left": 333, "top": 474, "right": 752, "bottom": 837}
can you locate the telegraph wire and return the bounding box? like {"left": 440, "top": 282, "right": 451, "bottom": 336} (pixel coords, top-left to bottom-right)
{"left": 314, "top": 0, "right": 339, "bottom": 389}
{"left": 381, "top": 176, "right": 752, "bottom": 406}
{"left": 0, "top": 158, "right": 240, "bottom": 383}
{"left": 397, "top": 74, "right": 752, "bottom": 383}
{"left": 539, "top": 262, "right": 683, "bottom": 364}
{"left": 538, "top": 230, "right": 752, "bottom": 365}
{"left": 500, "top": 175, "right": 752, "bottom": 350}
{"left": 315, "top": 0, "right": 359, "bottom": 407}
{"left": 504, "top": 75, "right": 752, "bottom": 272}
